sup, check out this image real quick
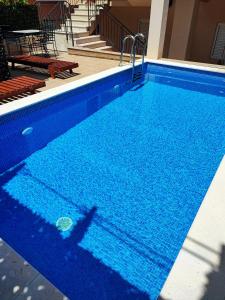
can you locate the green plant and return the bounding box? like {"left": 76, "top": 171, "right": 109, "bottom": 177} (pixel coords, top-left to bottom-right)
{"left": 0, "top": 5, "right": 39, "bottom": 30}
{"left": 0, "top": 0, "right": 27, "bottom": 5}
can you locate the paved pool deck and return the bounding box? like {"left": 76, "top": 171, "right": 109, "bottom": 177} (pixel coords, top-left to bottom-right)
{"left": 0, "top": 239, "right": 68, "bottom": 300}
{"left": 11, "top": 52, "right": 119, "bottom": 92}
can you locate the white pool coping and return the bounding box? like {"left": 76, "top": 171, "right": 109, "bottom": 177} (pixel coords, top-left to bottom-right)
{"left": 160, "top": 155, "right": 225, "bottom": 300}
{"left": 1, "top": 58, "right": 225, "bottom": 118}
{"left": 0, "top": 62, "right": 134, "bottom": 118}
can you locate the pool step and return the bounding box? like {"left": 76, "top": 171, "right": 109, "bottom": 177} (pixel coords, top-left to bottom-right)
{"left": 133, "top": 71, "right": 144, "bottom": 82}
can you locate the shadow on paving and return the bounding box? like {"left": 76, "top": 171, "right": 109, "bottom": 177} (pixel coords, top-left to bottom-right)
{"left": 184, "top": 237, "right": 225, "bottom": 300}
{"left": 10, "top": 66, "right": 80, "bottom": 80}
{"left": 0, "top": 164, "right": 150, "bottom": 300}
{"left": 200, "top": 244, "right": 225, "bottom": 300}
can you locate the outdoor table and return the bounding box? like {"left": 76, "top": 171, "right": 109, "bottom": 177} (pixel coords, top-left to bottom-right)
{"left": 11, "top": 29, "right": 42, "bottom": 36}
{"left": 10, "top": 29, "right": 47, "bottom": 56}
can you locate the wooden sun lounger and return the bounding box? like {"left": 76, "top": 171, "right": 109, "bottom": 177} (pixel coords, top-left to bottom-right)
{"left": 0, "top": 76, "right": 46, "bottom": 101}
{"left": 8, "top": 55, "right": 79, "bottom": 79}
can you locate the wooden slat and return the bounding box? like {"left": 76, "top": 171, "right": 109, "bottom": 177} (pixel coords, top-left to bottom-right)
{"left": 0, "top": 81, "right": 26, "bottom": 92}
{"left": 0, "top": 80, "right": 25, "bottom": 89}
{"left": 0, "top": 76, "right": 45, "bottom": 101}
{"left": 16, "top": 76, "right": 44, "bottom": 84}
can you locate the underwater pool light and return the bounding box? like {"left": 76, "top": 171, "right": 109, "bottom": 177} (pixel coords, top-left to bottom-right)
{"left": 22, "top": 127, "right": 33, "bottom": 136}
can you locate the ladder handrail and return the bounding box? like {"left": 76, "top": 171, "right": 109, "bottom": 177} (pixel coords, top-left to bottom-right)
{"left": 119, "top": 33, "right": 147, "bottom": 83}
{"left": 119, "top": 35, "right": 135, "bottom": 66}
{"left": 132, "top": 33, "right": 147, "bottom": 80}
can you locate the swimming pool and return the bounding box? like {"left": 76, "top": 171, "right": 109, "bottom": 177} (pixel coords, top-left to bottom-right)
{"left": 1, "top": 62, "right": 225, "bottom": 299}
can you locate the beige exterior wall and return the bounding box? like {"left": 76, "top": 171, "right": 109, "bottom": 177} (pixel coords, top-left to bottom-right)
{"left": 168, "top": 0, "right": 200, "bottom": 60}
{"left": 147, "top": 0, "right": 170, "bottom": 58}
{"left": 110, "top": 0, "right": 174, "bottom": 50}
{"left": 189, "top": 0, "right": 225, "bottom": 63}
{"left": 128, "top": 0, "right": 151, "bottom": 6}
{"left": 111, "top": 0, "right": 151, "bottom": 7}
{"left": 166, "top": 0, "right": 225, "bottom": 63}
{"left": 110, "top": 7, "right": 150, "bottom": 32}
{"left": 111, "top": 0, "right": 130, "bottom": 6}
{"left": 163, "top": 1, "right": 175, "bottom": 57}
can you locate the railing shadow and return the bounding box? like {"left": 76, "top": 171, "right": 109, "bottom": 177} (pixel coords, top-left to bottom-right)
{"left": 200, "top": 244, "right": 225, "bottom": 300}
{"left": 0, "top": 164, "right": 150, "bottom": 300}
{"left": 184, "top": 236, "right": 225, "bottom": 300}
{"left": 158, "top": 236, "right": 225, "bottom": 300}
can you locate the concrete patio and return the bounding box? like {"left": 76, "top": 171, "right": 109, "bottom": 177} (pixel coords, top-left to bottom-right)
{"left": 11, "top": 53, "right": 118, "bottom": 92}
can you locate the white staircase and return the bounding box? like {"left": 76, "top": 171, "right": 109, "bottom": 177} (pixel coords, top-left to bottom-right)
{"left": 55, "top": 1, "right": 113, "bottom": 52}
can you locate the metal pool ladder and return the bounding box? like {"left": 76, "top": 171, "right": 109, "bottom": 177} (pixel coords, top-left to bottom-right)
{"left": 119, "top": 35, "right": 135, "bottom": 66}
{"left": 132, "top": 33, "right": 147, "bottom": 83}
{"left": 119, "top": 33, "right": 147, "bottom": 83}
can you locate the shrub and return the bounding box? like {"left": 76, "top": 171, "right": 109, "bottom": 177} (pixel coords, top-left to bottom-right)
{"left": 0, "top": 4, "right": 39, "bottom": 30}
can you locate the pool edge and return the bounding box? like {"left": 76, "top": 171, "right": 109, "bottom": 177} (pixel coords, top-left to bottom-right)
{"left": 1, "top": 58, "right": 225, "bottom": 119}
{"left": 160, "top": 155, "right": 225, "bottom": 300}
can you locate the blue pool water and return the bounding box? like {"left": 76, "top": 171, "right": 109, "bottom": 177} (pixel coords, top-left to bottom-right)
{"left": 1, "top": 64, "right": 225, "bottom": 299}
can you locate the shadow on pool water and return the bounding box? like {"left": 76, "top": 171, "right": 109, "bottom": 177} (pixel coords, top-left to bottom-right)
{"left": 0, "top": 163, "right": 150, "bottom": 300}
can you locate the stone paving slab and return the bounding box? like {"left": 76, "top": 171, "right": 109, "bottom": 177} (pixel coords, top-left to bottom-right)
{"left": 0, "top": 239, "right": 68, "bottom": 300}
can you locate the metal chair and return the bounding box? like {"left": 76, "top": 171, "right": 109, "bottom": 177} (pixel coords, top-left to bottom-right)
{"left": 29, "top": 32, "right": 50, "bottom": 57}
{"left": 39, "top": 19, "right": 58, "bottom": 57}
{"left": 0, "top": 30, "right": 10, "bottom": 81}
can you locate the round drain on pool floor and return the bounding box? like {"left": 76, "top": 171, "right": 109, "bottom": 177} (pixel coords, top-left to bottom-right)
{"left": 56, "top": 217, "right": 73, "bottom": 231}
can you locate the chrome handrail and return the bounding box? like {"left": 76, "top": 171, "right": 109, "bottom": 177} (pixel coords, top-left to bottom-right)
{"left": 119, "top": 33, "right": 147, "bottom": 83}
{"left": 119, "top": 34, "right": 135, "bottom": 66}
{"left": 132, "top": 33, "right": 147, "bottom": 80}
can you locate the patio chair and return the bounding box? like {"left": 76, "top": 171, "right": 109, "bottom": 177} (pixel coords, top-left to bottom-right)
{"left": 0, "top": 30, "right": 10, "bottom": 81}
{"left": 0, "top": 31, "right": 46, "bottom": 101}
{"left": 39, "top": 19, "right": 58, "bottom": 57}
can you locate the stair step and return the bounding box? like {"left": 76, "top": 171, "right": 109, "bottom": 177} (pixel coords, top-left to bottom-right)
{"left": 133, "top": 73, "right": 143, "bottom": 80}
{"left": 67, "top": 20, "right": 89, "bottom": 27}
{"left": 71, "top": 15, "right": 89, "bottom": 21}
{"left": 97, "top": 46, "right": 113, "bottom": 51}
{"left": 75, "top": 35, "right": 100, "bottom": 45}
{"left": 74, "top": 31, "right": 90, "bottom": 38}
{"left": 68, "top": 46, "right": 132, "bottom": 61}
{"left": 72, "top": 9, "right": 88, "bottom": 16}
{"left": 80, "top": 40, "right": 107, "bottom": 49}
{"left": 77, "top": 3, "right": 88, "bottom": 9}
{"left": 66, "top": 19, "right": 94, "bottom": 27}
{"left": 60, "top": 25, "right": 89, "bottom": 33}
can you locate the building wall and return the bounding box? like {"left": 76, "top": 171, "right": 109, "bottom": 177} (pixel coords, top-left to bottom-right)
{"left": 110, "top": 7, "right": 150, "bottom": 33}
{"left": 110, "top": 1, "right": 174, "bottom": 56}
{"left": 163, "top": 1, "right": 175, "bottom": 57}
{"left": 128, "top": 0, "right": 151, "bottom": 6}
{"left": 189, "top": 0, "right": 225, "bottom": 63}
{"left": 111, "top": 0, "right": 151, "bottom": 7}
